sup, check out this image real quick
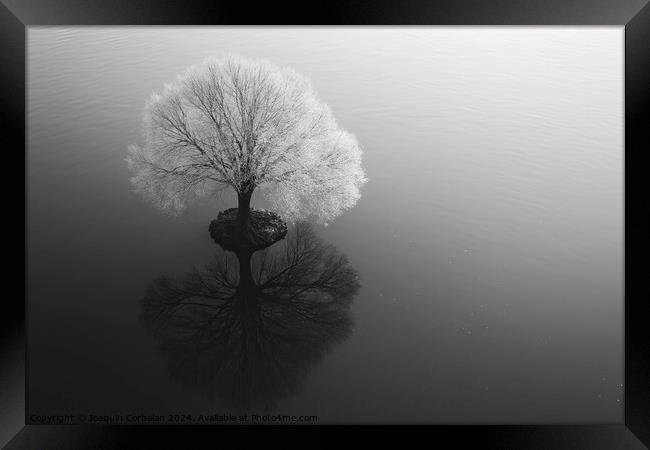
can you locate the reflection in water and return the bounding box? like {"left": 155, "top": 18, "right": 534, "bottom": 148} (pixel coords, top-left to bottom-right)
{"left": 140, "top": 223, "right": 359, "bottom": 411}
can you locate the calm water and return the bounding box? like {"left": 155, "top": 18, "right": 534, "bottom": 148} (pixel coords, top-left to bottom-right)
{"left": 27, "top": 27, "right": 623, "bottom": 423}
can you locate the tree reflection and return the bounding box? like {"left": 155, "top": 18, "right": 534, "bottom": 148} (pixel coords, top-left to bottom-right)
{"left": 140, "top": 223, "right": 359, "bottom": 412}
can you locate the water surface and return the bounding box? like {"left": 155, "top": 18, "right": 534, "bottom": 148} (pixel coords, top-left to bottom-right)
{"left": 27, "top": 27, "right": 623, "bottom": 423}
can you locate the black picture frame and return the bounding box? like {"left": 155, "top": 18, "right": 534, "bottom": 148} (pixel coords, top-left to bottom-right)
{"left": 4, "top": 0, "right": 649, "bottom": 447}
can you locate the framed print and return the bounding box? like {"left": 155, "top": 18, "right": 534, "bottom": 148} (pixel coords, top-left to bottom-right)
{"left": 4, "top": 0, "right": 650, "bottom": 447}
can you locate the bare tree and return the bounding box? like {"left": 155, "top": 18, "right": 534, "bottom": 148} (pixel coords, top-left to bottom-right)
{"left": 127, "top": 55, "right": 367, "bottom": 231}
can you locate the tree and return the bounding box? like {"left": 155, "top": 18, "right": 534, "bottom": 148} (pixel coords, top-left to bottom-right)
{"left": 140, "top": 223, "right": 359, "bottom": 411}
{"left": 127, "top": 55, "right": 367, "bottom": 233}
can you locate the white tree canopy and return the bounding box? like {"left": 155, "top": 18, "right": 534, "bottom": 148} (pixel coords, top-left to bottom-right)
{"left": 127, "top": 54, "right": 367, "bottom": 224}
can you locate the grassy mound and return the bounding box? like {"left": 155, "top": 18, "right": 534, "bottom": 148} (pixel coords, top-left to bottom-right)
{"left": 209, "top": 208, "right": 288, "bottom": 251}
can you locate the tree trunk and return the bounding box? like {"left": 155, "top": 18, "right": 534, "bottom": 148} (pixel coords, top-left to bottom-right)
{"left": 236, "top": 248, "right": 255, "bottom": 287}
{"left": 237, "top": 191, "right": 252, "bottom": 233}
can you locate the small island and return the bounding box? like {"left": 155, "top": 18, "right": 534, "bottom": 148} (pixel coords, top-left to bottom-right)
{"left": 209, "top": 208, "right": 287, "bottom": 251}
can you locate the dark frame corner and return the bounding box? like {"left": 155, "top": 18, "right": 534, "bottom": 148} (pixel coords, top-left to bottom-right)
{"left": 4, "top": 0, "right": 649, "bottom": 447}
